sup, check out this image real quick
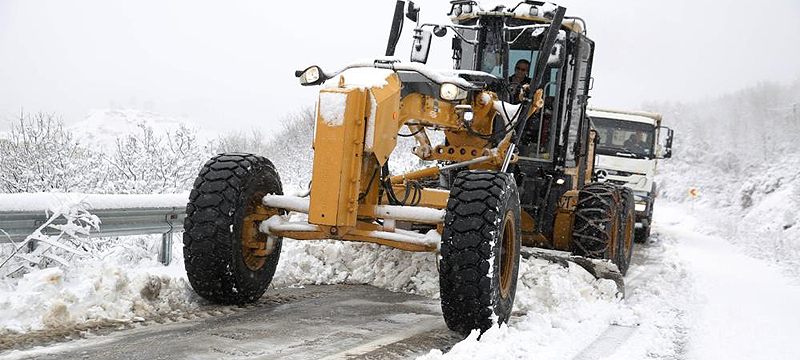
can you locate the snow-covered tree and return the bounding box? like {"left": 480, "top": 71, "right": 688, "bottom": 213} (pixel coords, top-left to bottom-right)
{"left": 104, "top": 123, "right": 212, "bottom": 193}
{"left": 0, "top": 113, "right": 107, "bottom": 193}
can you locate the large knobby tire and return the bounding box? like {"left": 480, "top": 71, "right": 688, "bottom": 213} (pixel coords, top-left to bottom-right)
{"left": 439, "top": 171, "right": 521, "bottom": 336}
{"left": 571, "top": 183, "right": 624, "bottom": 268}
{"left": 183, "top": 153, "right": 283, "bottom": 304}
{"left": 615, "top": 189, "right": 636, "bottom": 275}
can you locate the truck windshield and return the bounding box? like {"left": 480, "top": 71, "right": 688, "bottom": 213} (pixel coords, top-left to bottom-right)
{"left": 591, "top": 117, "right": 656, "bottom": 159}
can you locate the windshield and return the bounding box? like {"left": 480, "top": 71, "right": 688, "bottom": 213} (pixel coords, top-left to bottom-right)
{"left": 591, "top": 117, "right": 656, "bottom": 159}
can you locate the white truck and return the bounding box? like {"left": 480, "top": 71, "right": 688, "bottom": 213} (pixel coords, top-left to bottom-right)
{"left": 587, "top": 108, "right": 674, "bottom": 242}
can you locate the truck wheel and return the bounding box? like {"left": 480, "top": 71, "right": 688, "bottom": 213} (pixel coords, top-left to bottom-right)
{"left": 572, "top": 183, "right": 623, "bottom": 268}
{"left": 183, "top": 153, "right": 283, "bottom": 304}
{"left": 615, "top": 189, "right": 636, "bottom": 275}
{"left": 635, "top": 182, "right": 656, "bottom": 243}
{"left": 634, "top": 205, "right": 653, "bottom": 243}
{"left": 439, "top": 171, "right": 521, "bottom": 336}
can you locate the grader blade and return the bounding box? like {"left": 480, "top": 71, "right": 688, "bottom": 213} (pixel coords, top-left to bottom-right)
{"left": 520, "top": 247, "right": 625, "bottom": 297}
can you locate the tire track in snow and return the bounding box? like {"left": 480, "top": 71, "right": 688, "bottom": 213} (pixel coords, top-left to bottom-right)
{"left": 570, "top": 230, "right": 686, "bottom": 360}
{"left": 571, "top": 324, "right": 637, "bottom": 360}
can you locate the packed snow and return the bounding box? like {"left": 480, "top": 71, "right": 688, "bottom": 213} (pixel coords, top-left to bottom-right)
{"left": 324, "top": 68, "right": 394, "bottom": 90}
{"left": 318, "top": 92, "right": 348, "bottom": 127}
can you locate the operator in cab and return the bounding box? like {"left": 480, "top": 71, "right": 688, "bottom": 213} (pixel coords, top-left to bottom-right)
{"left": 508, "top": 59, "right": 531, "bottom": 104}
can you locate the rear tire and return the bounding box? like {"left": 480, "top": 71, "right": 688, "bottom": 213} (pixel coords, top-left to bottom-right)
{"left": 635, "top": 183, "right": 657, "bottom": 243}
{"left": 634, "top": 206, "right": 653, "bottom": 243}
{"left": 439, "top": 171, "right": 521, "bottom": 336}
{"left": 571, "top": 183, "right": 626, "bottom": 271}
{"left": 183, "top": 153, "right": 283, "bottom": 305}
{"left": 615, "top": 189, "right": 635, "bottom": 275}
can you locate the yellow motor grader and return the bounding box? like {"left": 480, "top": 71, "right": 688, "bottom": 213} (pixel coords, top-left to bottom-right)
{"left": 183, "top": 0, "right": 635, "bottom": 335}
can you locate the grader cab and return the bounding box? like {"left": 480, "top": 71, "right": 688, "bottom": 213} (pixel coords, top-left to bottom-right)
{"left": 183, "top": 0, "right": 635, "bottom": 336}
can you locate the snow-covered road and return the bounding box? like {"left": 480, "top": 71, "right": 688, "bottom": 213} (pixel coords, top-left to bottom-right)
{"left": 2, "top": 201, "right": 799, "bottom": 359}
{"left": 658, "top": 204, "right": 800, "bottom": 359}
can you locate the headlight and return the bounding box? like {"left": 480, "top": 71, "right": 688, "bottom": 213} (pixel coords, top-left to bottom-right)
{"left": 440, "top": 83, "right": 467, "bottom": 101}
{"left": 452, "top": 4, "right": 462, "bottom": 16}
{"left": 463, "top": 4, "right": 472, "bottom": 13}
{"left": 298, "top": 66, "right": 321, "bottom": 85}
{"left": 529, "top": 6, "right": 539, "bottom": 17}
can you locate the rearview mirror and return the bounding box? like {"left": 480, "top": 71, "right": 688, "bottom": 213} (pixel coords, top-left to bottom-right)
{"left": 406, "top": 1, "right": 420, "bottom": 22}
{"left": 664, "top": 128, "right": 674, "bottom": 158}
{"left": 657, "top": 126, "right": 674, "bottom": 159}
{"left": 410, "top": 29, "right": 432, "bottom": 64}
{"left": 295, "top": 66, "right": 326, "bottom": 86}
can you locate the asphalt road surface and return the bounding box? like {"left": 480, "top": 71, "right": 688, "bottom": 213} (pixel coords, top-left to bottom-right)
{"left": 2, "top": 285, "right": 461, "bottom": 360}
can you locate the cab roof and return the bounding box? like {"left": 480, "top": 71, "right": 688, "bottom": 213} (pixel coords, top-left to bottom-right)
{"left": 587, "top": 108, "right": 663, "bottom": 126}
{"left": 449, "top": 1, "right": 585, "bottom": 34}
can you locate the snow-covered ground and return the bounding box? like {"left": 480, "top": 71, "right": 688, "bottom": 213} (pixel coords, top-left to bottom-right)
{"left": 2, "top": 196, "right": 798, "bottom": 359}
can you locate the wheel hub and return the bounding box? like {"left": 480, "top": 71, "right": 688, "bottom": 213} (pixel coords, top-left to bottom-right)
{"left": 241, "top": 193, "right": 279, "bottom": 271}
{"left": 499, "top": 211, "right": 516, "bottom": 299}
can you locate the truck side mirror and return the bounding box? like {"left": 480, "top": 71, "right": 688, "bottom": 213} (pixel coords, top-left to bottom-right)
{"left": 657, "top": 126, "right": 674, "bottom": 159}
{"left": 664, "top": 128, "right": 674, "bottom": 159}
{"left": 406, "top": 1, "right": 420, "bottom": 22}
{"left": 410, "top": 28, "right": 432, "bottom": 64}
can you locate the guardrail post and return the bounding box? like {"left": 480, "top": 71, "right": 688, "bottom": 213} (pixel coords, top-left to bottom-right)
{"left": 160, "top": 232, "right": 173, "bottom": 265}
{"left": 159, "top": 212, "right": 178, "bottom": 266}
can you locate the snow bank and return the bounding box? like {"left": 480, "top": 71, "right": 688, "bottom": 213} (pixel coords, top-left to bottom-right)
{"left": 0, "top": 240, "right": 198, "bottom": 334}
{"left": 420, "top": 259, "right": 631, "bottom": 360}
{"left": 273, "top": 241, "right": 439, "bottom": 297}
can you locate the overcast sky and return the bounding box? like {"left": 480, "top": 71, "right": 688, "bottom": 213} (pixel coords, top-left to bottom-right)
{"left": 1, "top": 0, "right": 798, "bottom": 134}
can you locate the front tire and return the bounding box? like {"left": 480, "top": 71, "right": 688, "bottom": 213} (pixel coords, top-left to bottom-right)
{"left": 183, "top": 153, "right": 283, "bottom": 304}
{"left": 439, "top": 171, "right": 521, "bottom": 336}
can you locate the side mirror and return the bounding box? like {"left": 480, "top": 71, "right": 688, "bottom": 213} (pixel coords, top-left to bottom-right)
{"left": 664, "top": 128, "right": 674, "bottom": 159}
{"left": 295, "top": 66, "right": 326, "bottom": 86}
{"left": 657, "top": 126, "right": 674, "bottom": 159}
{"left": 410, "top": 29, "right": 432, "bottom": 64}
{"left": 406, "top": 1, "right": 420, "bottom": 22}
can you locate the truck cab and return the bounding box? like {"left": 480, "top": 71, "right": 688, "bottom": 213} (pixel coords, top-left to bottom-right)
{"left": 587, "top": 108, "right": 674, "bottom": 241}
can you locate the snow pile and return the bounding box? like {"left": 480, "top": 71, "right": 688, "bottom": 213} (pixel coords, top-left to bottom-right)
{"left": 0, "top": 241, "right": 198, "bottom": 334}
{"left": 274, "top": 241, "right": 440, "bottom": 297}
{"left": 420, "top": 259, "right": 630, "bottom": 359}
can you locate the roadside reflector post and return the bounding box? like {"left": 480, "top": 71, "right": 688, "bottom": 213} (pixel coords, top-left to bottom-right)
{"left": 688, "top": 187, "right": 699, "bottom": 210}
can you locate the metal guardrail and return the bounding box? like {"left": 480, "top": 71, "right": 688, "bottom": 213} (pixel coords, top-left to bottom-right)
{"left": 0, "top": 205, "right": 187, "bottom": 266}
